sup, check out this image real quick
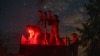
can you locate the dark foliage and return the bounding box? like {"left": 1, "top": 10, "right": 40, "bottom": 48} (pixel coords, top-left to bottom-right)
{"left": 77, "top": 0, "right": 100, "bottom": 56}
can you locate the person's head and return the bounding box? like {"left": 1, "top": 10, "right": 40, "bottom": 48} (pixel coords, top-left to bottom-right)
{"left": 38, "top": 10, "right": 46, "bottom": 19}
{"left": 53, "top": 15, "right": 58, "bottom": 19}
{"left": 71, "top": 32, "right": 78, "bottom": 37}
{"left": 38, "top": 10, "right": 43, "bottom": 16}
{"left": 26, "top": 25, "right": 34, "bottom": 34}
{"left": 47, "top": 10, "right": 52, "bottom": 14}
{"left": 47, "top": 10, "right": 52, "bottom": 17}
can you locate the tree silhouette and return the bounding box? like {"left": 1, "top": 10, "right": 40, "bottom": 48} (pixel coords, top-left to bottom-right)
{"left": 77, "top": 0, "right": 100, "bottom": 56}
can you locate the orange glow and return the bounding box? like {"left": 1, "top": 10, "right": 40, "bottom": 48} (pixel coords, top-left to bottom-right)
{"left": 21, "top": 25, "right": 42, "bottom": 45}
{"left": 27, "top": 26, "right": 41, "bottom": 44}
{"left": 28, "top": 29, "right": 35, "bottom": 39}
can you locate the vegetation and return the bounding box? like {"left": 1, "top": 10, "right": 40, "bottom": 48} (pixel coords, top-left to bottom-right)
{"left": 77, "top": 0, "right": 100, "bottom": 56}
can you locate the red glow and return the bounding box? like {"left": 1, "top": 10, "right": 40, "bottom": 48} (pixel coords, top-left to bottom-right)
{"left": 21, "top": 25, "right": 42, "bottom": 44}
{"left": 21, "top": 26, "right": 78, "bottom": 46}
{"left": 28, "top": 29, "right": 35, "bottom": 39}
{"left": 20, "top": 10, "right": 78, "bottom": 46}
{"left": 21, "top": 34, "right": 27, "bottom": 44}
{"left": 63, "top": 37, "right": 67, "bottom": 45}
{"left": 43, "top": 28, "right": 48, "bottom": 45}
{"left": 47, "top": 10, "right": 52, "bottom": 20}
{"left": 71, "top": 33, "right": 78, "bottom": 44}
{"left": 21, "top": 25, "right": 68, "bottom": 46}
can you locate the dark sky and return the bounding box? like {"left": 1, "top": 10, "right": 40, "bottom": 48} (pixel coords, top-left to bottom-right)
{"left": 0, "top": 0, "right": 86, "bottom": 36}
{"left": 0, "top": 0, "right": 87, "bottom": 54}
{"left": 0, "top": 0, "right": 39, "bottom": 33}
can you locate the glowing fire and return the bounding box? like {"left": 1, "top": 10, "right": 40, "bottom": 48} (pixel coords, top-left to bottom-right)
{"left": 20, "top": 10, "right": 78, "bottom": 46}
{"left": 28, "top": 29, "right": 35, "bottom": 39}
{"left": 21, "top": 25, "right": 41, "bottom": 44}
{"left": 21, "top": 26, "right": 78, "bottom": 46}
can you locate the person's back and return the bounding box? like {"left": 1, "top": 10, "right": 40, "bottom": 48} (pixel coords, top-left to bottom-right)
{"left": 49, "top": 15, "right": 60, "bottom": 45}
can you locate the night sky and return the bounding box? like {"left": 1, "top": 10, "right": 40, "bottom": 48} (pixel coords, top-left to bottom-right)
{"left": 0, "top": 0, "right": 87, "bottom": 54}
{"left": 0, "top": 0, "right": 87, "bottom": 36}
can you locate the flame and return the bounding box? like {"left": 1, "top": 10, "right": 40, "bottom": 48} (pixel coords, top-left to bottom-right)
{"left": 20, "top": 31, "right": 77, "bottom": 46}
{"left": 21, "top": 25, "right": 78, "bottom": 46}
{"left": 28, "top": 29, "right": 35, "bottom": 39}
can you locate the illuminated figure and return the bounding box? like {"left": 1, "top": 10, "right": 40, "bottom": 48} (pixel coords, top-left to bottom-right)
{"left": 70, "top": 33, "right": 78, "bottom": 44}
{"left": 37, "top": 10, "right": 46, "bottom": 25}
{"left": 70, "top": 32, "right": 79, "bottom": 56}
{"left": 49, "top": 15, "right": 60, "bottom": 45}
{"left": 37, "top": 10, "right": 49, "bottom": 44}
{"left": 21, "top": 25, "right": 41, "bottom": 44}
{"left": 19, "top": 10, "right": 79, "bottom": 56}
{"left": 47, "top": 10, "right": 53, "bottom": 26}
{"left": 26, "top": 25, "right": 35, "bottom": 40}
{"left": 63, "top": 36, "right": 68, "bottom": 45}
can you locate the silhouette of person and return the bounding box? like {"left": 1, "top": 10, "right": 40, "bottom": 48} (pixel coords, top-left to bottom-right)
{"left": 49, "top": 15, "right": 60, "bottom": 45}
{"left": 70, "top": 32, "right": 79, "bottom": 56}
{"left": 37, "top": 10, "right": 46, "bottom": 25}
{"left": 63, "top": 36, "right": 68, "bottom": 45}
{"left": 47, "top": 10, "right": 53, "bottom": 26}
